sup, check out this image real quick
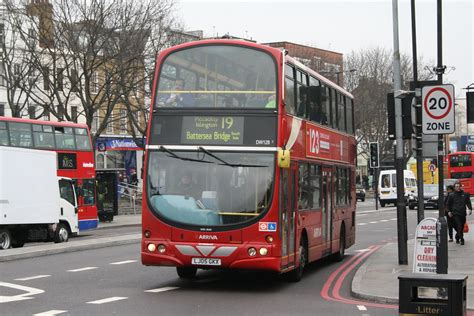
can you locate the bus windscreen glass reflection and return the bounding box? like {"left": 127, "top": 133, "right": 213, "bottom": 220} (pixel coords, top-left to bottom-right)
{"left": 147, "top": 151, "right": 274, "bottom": 227}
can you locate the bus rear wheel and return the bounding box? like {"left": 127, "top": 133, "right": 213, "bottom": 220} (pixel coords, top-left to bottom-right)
{"left": 176, "top": 267, "right": 197, "bottom": 279}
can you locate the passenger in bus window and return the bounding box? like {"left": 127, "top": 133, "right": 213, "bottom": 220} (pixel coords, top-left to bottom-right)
{"left": 177, "top": 172, "right": 199, "bottom": 199}
{"left": 165, "top": 79, "right": 195, "bottom": 107}
{"left": 309, "top": 102, "right": 328, "bottom": 125}
{"left": 296, "top": 88, "right": 307, "bottom": 117}
{"left": 265, "top": 95, "right": 276, "bottom": 108}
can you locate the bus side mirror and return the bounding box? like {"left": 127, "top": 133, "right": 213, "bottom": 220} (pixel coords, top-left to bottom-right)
{"left": 278, "top": 149, "right": 290, "bottom": 169}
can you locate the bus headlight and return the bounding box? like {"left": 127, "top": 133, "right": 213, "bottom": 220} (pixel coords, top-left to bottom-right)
{"left": 259, "top": 248, "right": 268, "bottom": 256}
{"left": 157, "top": 244, "right": 166, "bottom": 253}
{"left": 147, "top": 243, "right": 156, "bottom": 252}
{"left": 248, "top": 247, "right": 257, "bottom": 257}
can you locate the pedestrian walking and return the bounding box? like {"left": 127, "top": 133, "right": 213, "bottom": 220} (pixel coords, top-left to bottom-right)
{"left": 447, "top": 182, "right": 472, "bottom": 245}
{"left": 444, "top": 185, "right": 455, "bottom": 242}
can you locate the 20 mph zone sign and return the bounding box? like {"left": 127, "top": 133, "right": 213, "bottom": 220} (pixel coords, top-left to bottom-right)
{"left": 422, "top": 84, "right": 455, "bottom": 134}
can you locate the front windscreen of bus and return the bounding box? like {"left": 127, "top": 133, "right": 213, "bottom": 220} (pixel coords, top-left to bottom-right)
{"left": 147, "top": 151, "right": 274, "bottom": 227}
{"left": 450, "top": 154, "right": 472, "bottom": 167}
{"left": 155, "top": 45, "right": 277, "bottom": 109}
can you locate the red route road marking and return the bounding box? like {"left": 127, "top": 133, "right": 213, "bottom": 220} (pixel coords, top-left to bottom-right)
{"left": 321, "top": 245, "right": 397, "bottom": 309}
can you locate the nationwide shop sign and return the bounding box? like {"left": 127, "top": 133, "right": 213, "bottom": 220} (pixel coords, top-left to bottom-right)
{"left": 413, "top": 217, "right": 437, "bottom": 273}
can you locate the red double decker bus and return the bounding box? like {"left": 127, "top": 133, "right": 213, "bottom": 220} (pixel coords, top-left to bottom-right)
{"left": 141, "top": 40, "right": 356, "bottom": 280}
{"left": 448, "top": 152, "right": 474, "bottom": 194}
{"left": 0, "top": 117, "right": 98, "bottom": 231}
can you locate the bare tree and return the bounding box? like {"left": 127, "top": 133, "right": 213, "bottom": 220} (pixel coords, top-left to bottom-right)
{"left": 344, "top": 47, "right": 433, "bottom": 164}
{"left": 4, "top": 0, "right": 179, "bottom": 144}
{"left": 0, "top": 2, "right": 39, "bottom": 117}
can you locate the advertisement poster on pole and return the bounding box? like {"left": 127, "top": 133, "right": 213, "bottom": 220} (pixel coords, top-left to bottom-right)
{"left": 413, "top": 218, "right": 437, "bottom": 273}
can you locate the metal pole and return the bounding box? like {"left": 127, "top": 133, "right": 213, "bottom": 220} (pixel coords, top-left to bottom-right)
{"left": 411, "top": 0, "right": 425, "bottom": 223}
{"left": 375, "top": 168, "right": 379, "bottom": 210}
{"left": 392, "top": 0, "right": 408, "bottom": 265}
{"left": 436, "top": 0, "right": 448, "bottom": 274}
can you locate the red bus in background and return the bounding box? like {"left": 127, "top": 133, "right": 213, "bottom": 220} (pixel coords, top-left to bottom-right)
{"left": 447, "top": 151, "right": 474, "bottom": 194}
{"left": 141, "top": 39, "right": 356, "bottom": 281}
{"left": 0, "top": 117, "right": 98, "bottom": 231}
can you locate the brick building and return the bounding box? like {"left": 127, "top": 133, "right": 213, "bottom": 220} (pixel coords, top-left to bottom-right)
{"left": 264, "top": 41, "right": 344, "bottom": 84}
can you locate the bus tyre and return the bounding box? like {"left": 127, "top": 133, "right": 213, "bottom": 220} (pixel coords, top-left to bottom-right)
{"left": 409, "top": 205, "right": 415, "bottom": 210}
{"left": 54, "top": 223, "right": 69, "bottom": 243}
{"left": 0, "top": 229, "right": 12, "bottom": 250}
{"left": 333, "top": 226, "right": 345, "bottom": 262}
{"left": 176, "top": 267, "right": 197, "bottom": 279}
{"left": 287, "top": 238, "right": 307, "bottom": 282}
{"left": 380, "top": 201, "right": 385, "bottom": 207}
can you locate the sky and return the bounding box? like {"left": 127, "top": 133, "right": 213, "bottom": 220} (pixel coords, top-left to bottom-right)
{"left": 175, "top": 0, "right": 473, "bottom": 97}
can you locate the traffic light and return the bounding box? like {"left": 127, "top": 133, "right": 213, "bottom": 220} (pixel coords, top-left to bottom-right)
{"left": 467, "top": 92, "right": 474, "bottom": 123}
{"left": 369, "top": 142, "right": 379, "bottom": 168}
{"left": 386, "top": 92, "right": 414, "bottom": 140}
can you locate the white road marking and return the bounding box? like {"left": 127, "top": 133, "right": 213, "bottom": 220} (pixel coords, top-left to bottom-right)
{"left": 33, "top": 310, "right": 68, "bottom": 316}
{"left": 369, "top": 221, "right": 378, "bottom": 224}
{"left": 15, "top": 275, "right": 51, "bottom": 281}
{"left": 145, "top": 286, "right": 179, "bottom": 293}
{"left": 380, "top": 219, "right": 389, "bottom": 222}
{"left": 67, "top": 267, "right": 98, "bottom": 272}
{"left": 110, "top": 260, "right": 137, "bottom": 265}
{"left": 390, "top": 218, "right": 397, "bottom": 221}
{"left": 357, "top": 207, "right": 396, "bottom": 214}
{"left": 87, "top": 297, "right": 127, "bottom": 304}
{"left": 0, "top": 282, "right": 44, "bottom": 303}
{"left": 355, "top": 249, "right": 372, "bottom": 252}
{"left": 357, "top": 305, "right": 367, "bottom": 311}
{"left": 357, "top": 223, "right": 367, "bottom": 226}
{"left": 356, "top": 213, "right": 368, "bottom": 217}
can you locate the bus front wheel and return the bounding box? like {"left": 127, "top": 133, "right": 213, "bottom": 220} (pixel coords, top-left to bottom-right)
{"left": 177, "top": 267, "right": 197, "bottom": 279}
{"left": 333, "top": 225, "right": 346, "bottom": 262}
{"left": 286, "top": 237, "right": 307, "bottom": 282}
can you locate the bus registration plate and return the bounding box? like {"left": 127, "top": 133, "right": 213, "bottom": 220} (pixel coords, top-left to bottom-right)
{"left": 191, "top": 258, "right": 221, "bottom": 266}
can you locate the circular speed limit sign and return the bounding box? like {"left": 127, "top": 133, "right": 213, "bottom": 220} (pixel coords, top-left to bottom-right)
{"left": 422, "top": 84, "right": 455, "bottom": 135}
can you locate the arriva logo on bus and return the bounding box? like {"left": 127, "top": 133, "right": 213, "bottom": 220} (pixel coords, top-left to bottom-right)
{"left": 82, "top": 162, "right": 94, "bottom": 168}
{"left": 198, "top": 235, "right": 218, "bottom": 240}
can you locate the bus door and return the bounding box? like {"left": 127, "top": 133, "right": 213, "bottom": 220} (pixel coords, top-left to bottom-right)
{"left": 280, "top": 163, "right": 297, "bottom": 269}
{"left": 322, "top": 167, "right": 333, "bottom": 255}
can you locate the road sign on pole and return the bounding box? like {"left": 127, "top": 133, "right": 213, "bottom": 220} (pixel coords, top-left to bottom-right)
{"left": 422, "top": 85, "right": 455, "bottom": 134}
{"left": 428, "top": 163, "right": 436, "bottom": 172}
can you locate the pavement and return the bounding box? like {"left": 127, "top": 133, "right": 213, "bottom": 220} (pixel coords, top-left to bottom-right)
{"left": 352, "top": 218, "right": 474, "bottom": 310}
{"left": 0, "top": 214, "right": 141, "bottom": 262}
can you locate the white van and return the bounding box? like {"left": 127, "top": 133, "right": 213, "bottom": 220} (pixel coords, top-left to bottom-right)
{"left": 378, "top": 169, "right": 417, "bottom": 207}
{"left": 0, "top": 147, "right": 79, "bottom": 249}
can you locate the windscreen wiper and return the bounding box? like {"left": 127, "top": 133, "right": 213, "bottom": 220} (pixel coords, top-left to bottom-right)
{"left": 159, "top": 146, "right": 214, "bottom": 164}
{"left": 197, "top": 146, "right": 268, "bottom": 168}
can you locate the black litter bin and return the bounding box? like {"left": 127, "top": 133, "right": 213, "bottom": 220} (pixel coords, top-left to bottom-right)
{"left": 399, "top": 273, "right": 467, "bottom": 316}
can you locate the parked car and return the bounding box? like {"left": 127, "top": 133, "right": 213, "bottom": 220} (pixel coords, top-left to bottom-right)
{"left": 408, "top": 184, "right": 441, "bottom": 210}
{"left": 356, "top": 185, "right": 366, "bottom": 202}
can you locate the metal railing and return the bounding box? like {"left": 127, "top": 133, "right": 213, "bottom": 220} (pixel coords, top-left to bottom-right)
{"left": 118, "top": 182, "right": 142, "bottom": 214}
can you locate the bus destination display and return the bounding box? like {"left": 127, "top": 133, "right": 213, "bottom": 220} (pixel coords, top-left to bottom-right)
{"left": 181, "top": 116, "right": 244, "bottom": 145}
{"left": 150, "top": 114, "right": 276, "bottom": 147}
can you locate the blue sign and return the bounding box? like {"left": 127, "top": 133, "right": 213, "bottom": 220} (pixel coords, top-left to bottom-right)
{"left": 96, "top": 137, "right": 144, "bottom": 151}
